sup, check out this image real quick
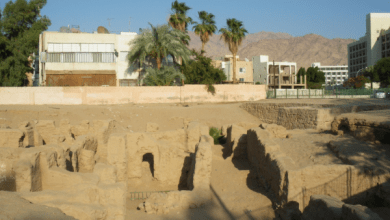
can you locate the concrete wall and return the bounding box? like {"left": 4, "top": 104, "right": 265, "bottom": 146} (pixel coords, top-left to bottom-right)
{"left": 0, "top": 84, "right": 266, "bottom": 105}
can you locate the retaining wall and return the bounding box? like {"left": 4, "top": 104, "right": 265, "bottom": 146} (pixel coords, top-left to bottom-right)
{"left": 241, "top": 103, "right": 390, "bottom": 130}
{"left": 247, "top": 127, "right": 390, "bottom": 211}
{"left": 0, "top": 84, "right": 266, "bottom": 105}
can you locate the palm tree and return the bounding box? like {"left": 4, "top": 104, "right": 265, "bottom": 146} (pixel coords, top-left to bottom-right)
{"left": 169, "top": 1, "right": 193, "bottom": 33}
{"left": 193, "top": 11, "right": 217, "bottom": 55}
{"left": 219, "top": 18, "right": 248, "bottom": 84}
{"left": 127, "top": 23, "right": 192, "bottom": 70}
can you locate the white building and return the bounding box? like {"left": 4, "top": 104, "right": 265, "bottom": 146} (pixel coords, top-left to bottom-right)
{"left": 311, "top": 62, "right": 349, "bottom": 86}
{"left": 39, "top": 31, "right": 141, "bottom": 86}
{"left": 348, "top": 13, "right": 390, "bottom": 77}
{"left": 252, "top": 55, "right": 304, "bottom": 88}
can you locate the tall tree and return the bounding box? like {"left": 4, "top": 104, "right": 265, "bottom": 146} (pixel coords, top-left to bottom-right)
{"left": 192, "top": 11, "right": 217, "bottom": 54}
{"left": 296, "top": 67, "right": 306, "bottom": 83}
{"left": 219, "top": 18, "right": 248, "bottom": 84}
{"left": 0, "top": 0, "right": 50, "bottom": 86}
{"left": 374, "top": 57, "right": 390, "bottom": 87}
{"left": 169, "top": 0, "right": 192, "bottom": 33}
{"left": 127, "top": 23, "right": 192, "bottom": 70}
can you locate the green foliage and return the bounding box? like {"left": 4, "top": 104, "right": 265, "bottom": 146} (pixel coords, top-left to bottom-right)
{"left": 255, "top": 81, "right": 261, "bottom": 85}
{"left": 143, "top": 66, "right": 185, "bottom": 86}
{"left": 128, "top": 23, "right": 192, "bottom": 70}
{"left": 219, "top": 18, "right": 247, "bottom": 83}
{"left": 297, "top": 67, "right": 306, "bottom": 83}
{"left": 0, "top": 0, "right": 51, "bottom": 86}
{"left": 169, "top": 0, "right": 193, "bottom": 32}
{"left": 343, "top": 75, "right": 371, "bottom": 89}
{"left": 307, "top": 82, "right": 324, "bottom": 89}
{"left": 192, "top": 11, "right": 217, "bottom": 52}
{"left": 209, "top": 127, "right": 222, "bottom": 144}
{"left": 306, "top": 67, "right": 325, "bottom": 83}
{"left": 374, "top": 58, "right": 390, "bottom": 87}
{"left": 180, "top": 50, "right": 226, "bottom": 85}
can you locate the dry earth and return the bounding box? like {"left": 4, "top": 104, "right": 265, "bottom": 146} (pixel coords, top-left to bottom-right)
{"left": 1, "top": 98, "right": 390, "bottom": 220}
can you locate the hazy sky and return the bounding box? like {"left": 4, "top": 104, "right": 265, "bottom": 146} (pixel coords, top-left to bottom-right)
{"left": 1, "top": 0, "right": 389, "bottom": 39}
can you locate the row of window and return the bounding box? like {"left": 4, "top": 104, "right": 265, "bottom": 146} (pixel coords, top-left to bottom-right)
{"left": 326, "top": 77, "right": 346, "bottom": 80}
{"left": 319, "top": 67, "right": 348, "bottom": 71}
{"left": 381, "top": 34, "right": 390, "bottom": 42}
{"left": 47, "top": 52, "right": 116, "bottom": 63}
{"left": 350, "top": 57, "right": 366, "bottom": 66}
{"left": 382, "top": 43, "right": 390, "bottom": 51}
{"left": 325, "top": 72, "right": 348, "bottom": 75}
{"left": 350, "top": 65, "right": 366, "bottom": 73}
{"left": 382, "top": 51, "right": 390, "bottom": 58}
{"left": 349, "top": 42, "right": 366, "bottom": 52}
{"left": 350, "top": 50, "right": 366, "bottom": 59}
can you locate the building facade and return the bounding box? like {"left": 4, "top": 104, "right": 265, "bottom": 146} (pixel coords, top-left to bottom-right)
{"left": 348, "top": 13, "right": 390, "bottom": 77}
{"left": 252, "top": 55, "right": 305, "bottom": 89}
{"left": 311, "top": 62, "right": 349, "bottom": 86}
{"left": 39, "top": 31, "right": 139, "bottom": 86}
{"left": 212, "top": 55, "right": 253, "bottom": 83}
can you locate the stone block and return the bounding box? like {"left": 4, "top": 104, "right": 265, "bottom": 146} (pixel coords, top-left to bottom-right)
{"left": 187, "top": 142, "right": 212, "bottom": 191}
{"left": 107, "top": 134, "right": 127, "bottom": 182}
{"left": 35, "top": 120, "right": 58, "bottom": 145}
{"left": 78, "top": 149, "right": 95, "bottom": 173}
{"left": 70, "top": 120, "right": 90, "bottom": 138}
{"left": 341, "top": 204, "right": 383, "bottom": 220}
{"left": 302, "top": 195, "right": 344, "bottom": 220}
{"left": 227, "top": 124, "right": 247, "bottom": 158}
{"left": 0, "top": 129, "right": 24, "bottom": 148}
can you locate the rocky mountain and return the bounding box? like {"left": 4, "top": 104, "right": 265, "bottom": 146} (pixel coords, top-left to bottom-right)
{"left": 188, "top": 31, "right": 355, "bottom": 70}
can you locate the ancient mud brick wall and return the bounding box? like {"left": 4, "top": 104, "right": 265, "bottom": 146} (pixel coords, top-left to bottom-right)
{"left": 246, "top": 126, "right": 390, "bottom": 211}
{"left": 277, "top": 107, "right": 319, "bottom": 130}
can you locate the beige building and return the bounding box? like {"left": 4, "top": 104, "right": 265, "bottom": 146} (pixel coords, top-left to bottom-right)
{"left": 252, "top": 55, "right": 305, "bottom": 89}
{"left": 39, "top": 31, "right": 140, "bottom": 86}
{"left": 348, "top": 13, "right": 390, "bottom": 77}
{"left": 212, "top": 55, "right": 253, "bottom": 83}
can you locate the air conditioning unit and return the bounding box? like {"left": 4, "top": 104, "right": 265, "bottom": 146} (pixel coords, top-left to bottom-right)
{"left": 40, "top": 52, "right": 47, "bottom": 63}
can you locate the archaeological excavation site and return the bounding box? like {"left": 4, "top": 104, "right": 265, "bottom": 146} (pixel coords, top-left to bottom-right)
{"left": 1, "top": 99, "right": 390, "bottom": 220}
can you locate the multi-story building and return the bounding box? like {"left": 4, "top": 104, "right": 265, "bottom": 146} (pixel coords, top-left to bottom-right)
{"left": 212, "top": 55, "right": 253, "bottom": 83}
{"left": 311, "top": 63, "right": 349, "bottom": 85}
{"left": 39, "top": 31, "right": 140, "bottom": 86}
{"left": 348, "top": 13, "right": 390, "bottom": 77}
{"left": 252, "top": 55, "right": 305, "bottom": 89}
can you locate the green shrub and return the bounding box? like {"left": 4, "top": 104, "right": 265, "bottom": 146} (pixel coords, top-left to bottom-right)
{"left": 255, "top": 81, "right": 261, "bottom": 85}
{"left": 209, "top": 127, "right": 222, "bottom": 144}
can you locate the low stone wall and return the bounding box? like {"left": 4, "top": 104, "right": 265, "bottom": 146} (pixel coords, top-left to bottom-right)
{"left": 0, "top": 84, "right": 266, "bottom": 105}
{"left": 246, "top": 127, "right": 390, "bottom": 211}
{"left": 242, "top": 103, "right": 390, "bottom": 130}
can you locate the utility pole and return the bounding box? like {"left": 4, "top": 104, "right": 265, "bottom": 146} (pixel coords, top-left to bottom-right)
{"left": 107, "top": 18, "right": 114, "bottom": 28}
{"left": 273, "top": 60, "right": 276, "bottom": 98}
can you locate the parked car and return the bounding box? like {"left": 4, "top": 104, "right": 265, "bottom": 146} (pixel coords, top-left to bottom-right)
{"left": 374, "top": 90, "right": 386, "bottom": 98}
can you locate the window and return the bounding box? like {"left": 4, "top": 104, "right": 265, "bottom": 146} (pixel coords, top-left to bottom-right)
{"left": 46, "top": 43, "right": 116, "bottom": 63}
{"left": 239, "top": 78, "right": 244, "bottom": 82}
{"left": 239, "top": 68, "right": 246, "bottom": 73}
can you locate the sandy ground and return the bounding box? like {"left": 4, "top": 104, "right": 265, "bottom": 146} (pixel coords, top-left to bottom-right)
{"left": 2, "top": 99, "right": 390, "bottom": 219}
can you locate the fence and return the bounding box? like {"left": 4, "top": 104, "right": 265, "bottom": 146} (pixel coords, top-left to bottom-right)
{"left": 266, "top": 88, "right": 390, "bottom": 99}
{"left": 289, "top": 167, "right": 388, "bottom": 210}
{"left": 129, "top": 191, "right": 170, "bottom": 201}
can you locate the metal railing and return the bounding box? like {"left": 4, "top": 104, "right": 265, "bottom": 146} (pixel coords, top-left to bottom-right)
{"left": 129, "top": 191, "right": 170, "bottom": 201}
{"left": 266, "top": 88, "right": 385, "bottom": 99}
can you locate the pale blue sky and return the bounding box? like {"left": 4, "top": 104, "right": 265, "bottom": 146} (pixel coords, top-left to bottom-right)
{"left": 1, "top": 0, "right": 389, "bottom": 39}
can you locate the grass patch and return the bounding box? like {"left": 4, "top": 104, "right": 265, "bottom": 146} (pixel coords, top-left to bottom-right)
{"left": 209, "top": 127, "right": 223, "bottom": 144}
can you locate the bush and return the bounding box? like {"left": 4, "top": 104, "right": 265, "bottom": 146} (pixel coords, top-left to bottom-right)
{"left": 209, "top": 127, "right": 222, "bottom": 144}
{"left": 255, "top": 81, "right": 261, "bottom": 85}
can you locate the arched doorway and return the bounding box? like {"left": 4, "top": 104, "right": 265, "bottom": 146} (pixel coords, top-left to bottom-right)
{"left": 142, "top": 153, "right": 154, "bottom": 177}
